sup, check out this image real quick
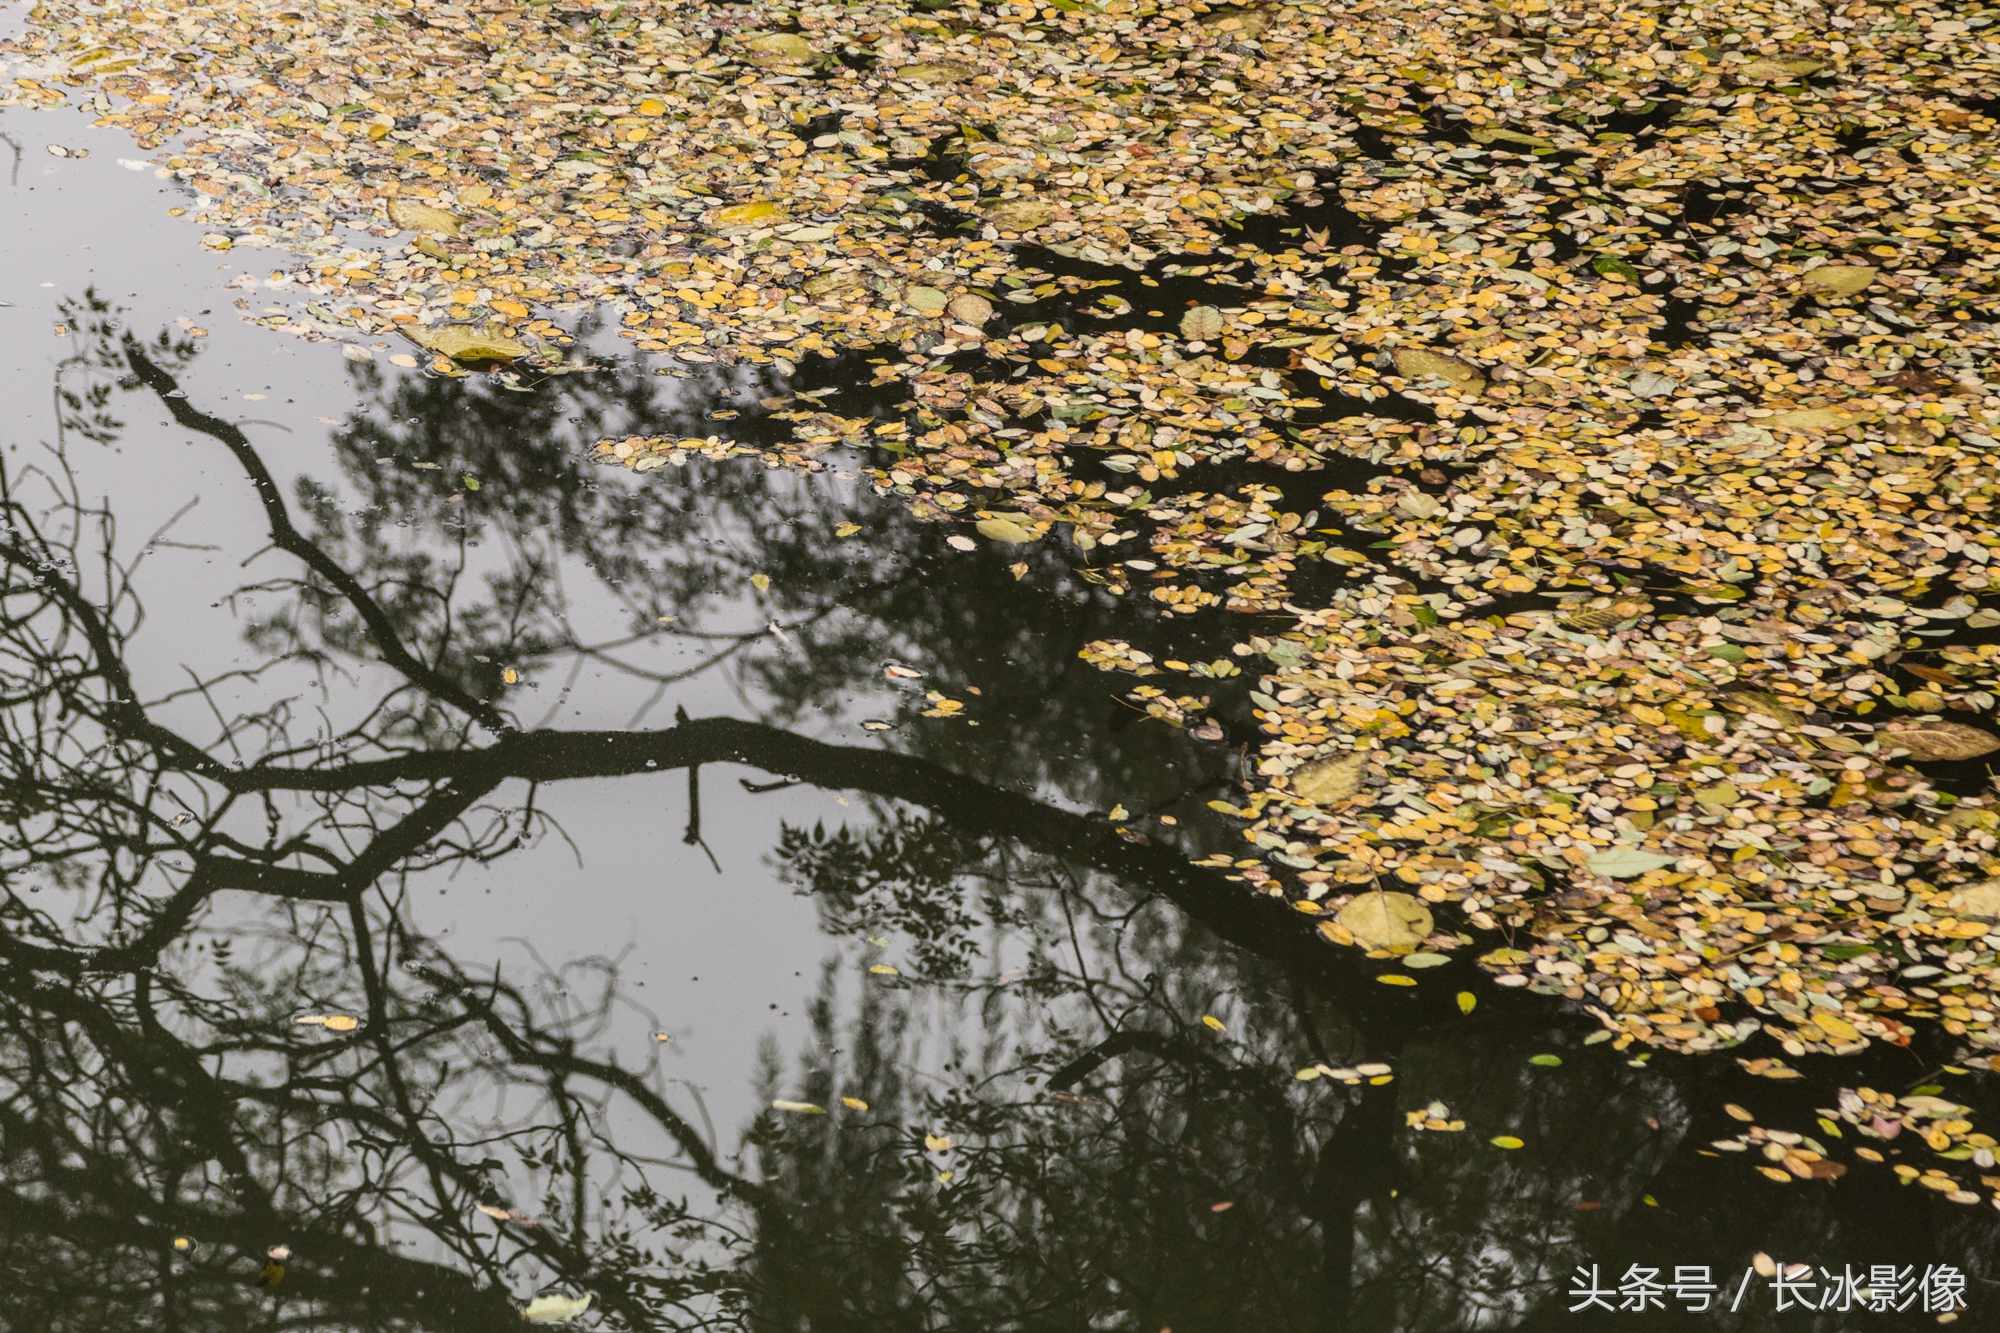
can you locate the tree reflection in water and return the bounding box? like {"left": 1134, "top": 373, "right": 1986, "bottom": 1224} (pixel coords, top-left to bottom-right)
{"left": 0, "top": 301, "right": 1987, "bottom": 1332}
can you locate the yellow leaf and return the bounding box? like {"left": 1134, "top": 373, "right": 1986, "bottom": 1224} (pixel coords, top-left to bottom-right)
{"left": 321, "top": 1015, "right": 359, "bottom": 1033}
{"left": 637, "top": 99, "right": 666, "bottom": 117}
{"left": 407, "top": 323, "right": 529, "bottom": 362}
{"left": 1338, "top": 891, "right": 1433, "bottom": 951}
{"left": 1457, "top": 991, "right": 1476, "bottom": 1014}
{"left": 1292, "top": 751, "right": 1367, "bottom": 806}
{"left": 742, "top": 32, "right": 814, "bottom": 63}
{"left": 1801, "top": 264, "right": 1876, "bottom": 296}
{"left": 841, "top": 1097, "right": 869, "bottom": 1110}
{"left": 750, "top": 573, "right": 771, "bottom": 591}
{"left": 385, "top": 198, "right": 463, "bottom": 236}
{"left": 976, "top": 517, "right": 1036, "bottom": 543}
{"left": 924, "top": 1133, "right": 955, "bottom": 1152}
{"left": 1393, "top": 347, "right": 1486, "bottom": 391}
{"left": 835, "top": 522, "right": 862, "bottom": 537}
{"left": 714, "top": 200, "right": 785, "bottom": 227}
{"left": 1377, "top": 974, "right": 1418, "bottom": 986}
{"left": 1490, "top": 1135, "right": 1524, "bottom": 1149}
{"left": 522, "top": 1294, "right": 593, "bottom": 1324}
{"left": 869, "top": 964, "right": 900, "bottom": 976}
{"left": 1318, "top": 920, "right": 1355, "bottom": 946}
{"left": 490, "top": 298, "right": 530, "bottom": 320}
{"left": 1201, "top": 1014, "right": 1225, "bottom": 1032}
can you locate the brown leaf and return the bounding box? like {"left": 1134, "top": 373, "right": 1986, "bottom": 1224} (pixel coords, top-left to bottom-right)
{"left": 1903, "top": 664, "right": 1962, "bottom": 688}
{"left": 1876, "top": 722, "right": 2000, "bottom": 762}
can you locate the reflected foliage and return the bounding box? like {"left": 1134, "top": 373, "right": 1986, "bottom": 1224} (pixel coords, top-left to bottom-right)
{"left": 0, "top": 306, "right": 1989, "bottom": 1333}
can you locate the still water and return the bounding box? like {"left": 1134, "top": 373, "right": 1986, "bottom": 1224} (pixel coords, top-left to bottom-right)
{"left": 2, "top": 81, "right": 1996, "bottom": 1333}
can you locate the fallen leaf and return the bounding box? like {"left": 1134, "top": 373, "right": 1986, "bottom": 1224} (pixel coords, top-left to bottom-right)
{"left": 1336, "top": 891, "right": 1433, "bottom": 950}
{"left": 1402, "top": 952, "right": 1450, "bottom": 969}
{"left": 1457, "top": 991, "right": 1476, "bottom": 1014}
{"left": 842, "top": 1097, "right": 869, "bottom": 1110}
{"left": 1490, "top": 1135, "right": 1524, "bottom": 1149}
{"left": 1801, "top": 264, "right": 1876, "bottom": 296}
{"left": 1201, "top": 1014, "right": 1226, "bottom": 1032}
{"left": 1180, "top": 306, "right": 1224, "bottom": 341}
{"left": 385, "top": 199, "right": 463, "bottom": 236}
{"left": 1586, "top": 848, "right": 1678, "bottom": 879}
{"left": 407, "top": 324, "right": 528, "bottom": 362}
{"left": 976, "top": 517, "right": 1035, "bottom": 543}
{"left": 1291, "top": 751, "right": 1368, "bottom": 805}
{"left": 522, "top": 1293, "right": 593, "bottom": 1325}
{"left": 1528, "top": 1053, "right": 1563, "bottom": 1067}
{"left": 947, "top": 294, "right": 994, "bottom": 325}
{"left": 714, "top": 201, "right": 785, "bottom": 228}
{"left": 772, "top": 1099, "right": 826, "bottom": 1114}
{"left": 1393, "top": 348, "right": 1486, "bottom": 391}
{"left": 1877, "top": 722, "right": 2000, "bottom": 761}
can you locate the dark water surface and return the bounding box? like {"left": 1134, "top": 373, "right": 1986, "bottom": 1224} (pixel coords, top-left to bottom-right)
{"left": 2, "top": 90, "right": 1997, "bottom": 1333}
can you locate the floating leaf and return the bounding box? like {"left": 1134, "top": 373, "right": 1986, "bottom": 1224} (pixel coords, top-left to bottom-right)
{"left": 522, "top": 1293, "right": 593, "bottom": 1325}
{"left": 1377, "top": 973, "right": 1418, "bottom": 986}
{"left": 924, "top": 1133, "right": 955, "bottom": 1152}
{"left": 1584, "top": 848, "right": 1677, "bottom": 879}
{"left": 981, "top": 198, "right": 1053, "bottom": 231}
{"left": 1457, "top": 991, "right": 1476, "bottom": 1014}
{"left": 713, "top": 200, "right": 786, "bottom": 228}
{"left": 1592, "top": 255, "right": 1642, "bottom": 282}
{"left": 1337, "top": 891, "right": 1433, "bottom": 951}
{"left": 976, "top": 517, "right": 1036, "bottom": 543}
{"left": 1468, "top": 125, "right": 1554, "bottom": 149}
{"left": 1201, "top": 1014, "right": 1225, "bottom": 1032}
{"left": 1725, "top": 1102, "right": 1755, "bottom": 1122}
{"left": 1180, "top": 306, "right": 1225, "bottom": 341}
{"left": 1801, "top": 264, "right": 1876, "bottom": 296}
{"left": 385, "top": 198, "right": 463, "bottom": 235}
{"left": 1948, "top": 881, "right": 2000, "bottom": 919}
{"left": 772, "top": 1099, "right": 826, "bottom": 1114}
{"left": 1402, "top": 952, "right": 1451, "bottom": 969}
{"left": 1761, "top": 406, "right": 1872, "bottom": 431}
{"left": 868, "top": 964, "right": 901, "bottom": 976}
{"left": 1291, "top": 751, "right": 1368, "bottom": 805}
{"left": 841, "top": 1097, "right": 869, "bottom": 1110}
{"left": 1393, "top": 347, "right": 1486, "bottom": 391}
{"left": 947, "top": 294, "right": 994, "bottom": 325}
{"left": 408, "top": 324, "right": 529, "bottom": 362}
{"left": 321, "top": 1015, "right": 360, "bottom": 1033}
{"left": 1490, "top": 1135, "right": 1525, "bottom": 1149}
{"left": 741, "top": 31, "right": 814, "bottom": 63}
{"left": 895, "top": 61, "right": 977, "bottom": 82}
{"left": 1528, "top": 1053, "right": 1563, "bottom": 1067}
{"left": 1877, "top": 722, "right": 2000, "bottom": 762}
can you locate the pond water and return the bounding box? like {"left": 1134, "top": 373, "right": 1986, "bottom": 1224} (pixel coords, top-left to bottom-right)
{"left": 5, "top": 7, "right": 2000, "bottom": 1333}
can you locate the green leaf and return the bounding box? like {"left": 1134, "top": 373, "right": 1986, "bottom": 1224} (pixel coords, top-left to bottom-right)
{"left": 1708, "top": 644, "right": 1749, "bottom": 662}
{"left": 1490, "top": 1135, "right": 1525, "bottom": 1149}
{"left": 1528, "top": 1053, "right": 1563, "bottom": 1067}
{"left": 1593, "top": 255, "right": 1643, "bottom": 282}
{"left": 1823, "top": 944, "right": 1875, "bottom": 960}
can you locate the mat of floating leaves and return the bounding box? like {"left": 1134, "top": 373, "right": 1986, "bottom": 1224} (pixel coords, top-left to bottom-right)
{"left": 1714, "top": 1082, "right": 2000, "bottom": 1209}
{"left": 12, "top": 0, "right": 2000, "bottom": 1061}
